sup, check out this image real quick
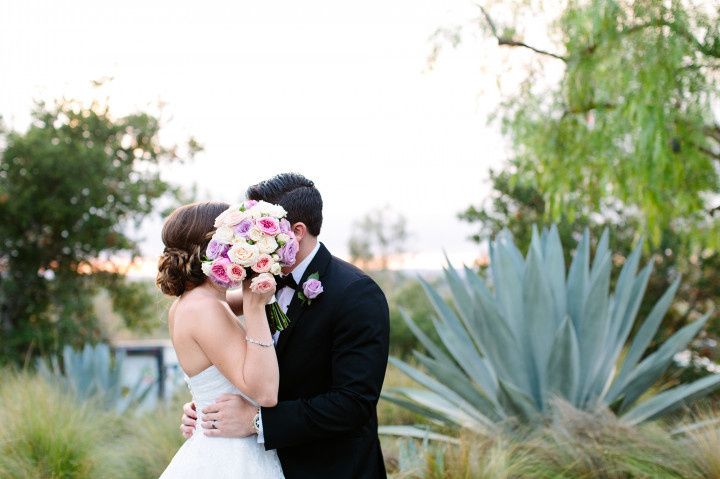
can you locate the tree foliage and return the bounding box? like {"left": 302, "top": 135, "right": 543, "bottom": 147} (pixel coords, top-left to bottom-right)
{"left": 0, "top": 97, "right": 195, "bottom": 364}
{"left": 465, "top": 0, "right": 720, "bottom": 246}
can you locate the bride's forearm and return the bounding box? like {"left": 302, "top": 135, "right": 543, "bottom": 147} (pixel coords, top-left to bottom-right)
{"left": 241, "top": 305, "right": 279, "bottom": 406}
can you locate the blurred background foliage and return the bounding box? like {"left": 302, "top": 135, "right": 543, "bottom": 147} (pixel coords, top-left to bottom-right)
{"left": 0, "top": 96, "right": 196, "bottom": 365}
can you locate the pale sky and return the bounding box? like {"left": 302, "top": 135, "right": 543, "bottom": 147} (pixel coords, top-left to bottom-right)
{"left": 0, "top": 0, "right": 535, "bottom": 272}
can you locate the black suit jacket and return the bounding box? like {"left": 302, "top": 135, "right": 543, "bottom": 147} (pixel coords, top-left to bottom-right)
{"left": 261, "top": 243, "right": 390, "bottom": 479}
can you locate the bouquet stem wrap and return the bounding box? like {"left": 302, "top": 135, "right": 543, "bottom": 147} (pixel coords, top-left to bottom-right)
{"left": 266, "top": 296, "right": 290, "bottom": 333}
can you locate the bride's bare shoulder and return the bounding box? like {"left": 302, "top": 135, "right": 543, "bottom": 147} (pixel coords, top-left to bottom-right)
{"left": 172, "top": 292, "right": 236, "bottom": 334}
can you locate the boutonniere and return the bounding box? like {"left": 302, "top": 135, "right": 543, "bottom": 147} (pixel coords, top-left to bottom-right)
{"left": 298, "top": 272, "right": 323, "bottom": 306}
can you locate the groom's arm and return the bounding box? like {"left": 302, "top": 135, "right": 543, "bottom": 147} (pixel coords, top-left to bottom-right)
{"left": 260, "top": 276, "right": 389, "bottom": 450}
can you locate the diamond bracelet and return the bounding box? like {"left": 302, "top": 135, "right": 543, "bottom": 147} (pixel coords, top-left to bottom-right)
{"left": 246, "top": 336, "right": 273, "bottom": 348}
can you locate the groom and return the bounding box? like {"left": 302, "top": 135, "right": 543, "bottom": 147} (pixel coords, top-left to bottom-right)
{"left": 180, "top": 173, "right": 390, "bottom": 478}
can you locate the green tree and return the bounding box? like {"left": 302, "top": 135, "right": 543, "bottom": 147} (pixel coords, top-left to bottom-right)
{"left": 442, "top": 0, "right": 720, "bottom": 246}
{"left": 0, "top": 97, "right": 196, "bottom": 364}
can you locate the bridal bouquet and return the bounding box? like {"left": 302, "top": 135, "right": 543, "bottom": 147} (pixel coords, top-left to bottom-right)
{"left": 201, "top": 200, "right": 298, "bottom": 332}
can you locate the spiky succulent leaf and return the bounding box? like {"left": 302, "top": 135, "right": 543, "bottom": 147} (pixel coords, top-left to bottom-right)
{"left": 386, "top": 226, "right": 713, "bottom": 433}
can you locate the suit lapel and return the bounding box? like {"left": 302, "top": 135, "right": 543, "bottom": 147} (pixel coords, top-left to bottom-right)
{"left": 276, "top": 243, "right": 332, "bottom": 357}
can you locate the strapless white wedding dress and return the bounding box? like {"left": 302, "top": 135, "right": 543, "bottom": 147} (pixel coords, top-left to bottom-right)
{"left": 160, "top": 365, "right": 284, "bottom": 478}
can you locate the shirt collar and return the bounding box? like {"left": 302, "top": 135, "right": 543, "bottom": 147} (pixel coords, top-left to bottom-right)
{"left": 291, "top": 241, "right": 321, "bottom": 284}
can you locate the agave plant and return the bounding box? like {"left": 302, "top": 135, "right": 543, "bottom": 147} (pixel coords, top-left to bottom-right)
{"left": 38, "top": 343, "right": 154, "bottom": 414}
{"left": 385, "top": 227, "right": 720, "bottom": 435}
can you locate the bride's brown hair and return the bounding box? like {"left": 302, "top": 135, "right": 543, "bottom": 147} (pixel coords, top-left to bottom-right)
{"left": 156, "top": 201, "right": 229, "bottom": 296}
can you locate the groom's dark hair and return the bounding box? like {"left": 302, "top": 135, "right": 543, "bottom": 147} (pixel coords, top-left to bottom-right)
{"left": 246, "top": 173, "right": 323, "bottom": 236}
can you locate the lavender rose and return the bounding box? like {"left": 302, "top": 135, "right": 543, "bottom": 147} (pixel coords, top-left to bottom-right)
{"left": 279, "top": 218, "right": 291, "bottom": 234}
{"left": 303, "top": 278, "right": 323, "bottom": 299}
{"left": 278, "top": 238, "right": 299, "bottom": 266}
{"left": 206, "top": 239, "right": 229, "bottom": 260}
{"left": 234, "top": 218, "right": 254, "bottom": 238}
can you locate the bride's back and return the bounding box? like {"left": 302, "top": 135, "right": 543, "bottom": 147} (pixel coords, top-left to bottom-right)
{"left": 168, "top": 289, "right": 234, "bottom": 378}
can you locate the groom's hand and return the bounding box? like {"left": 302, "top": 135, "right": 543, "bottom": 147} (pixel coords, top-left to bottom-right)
{"left": 201, "top": 393, "right": 256, "bottom": 438}
{"left": 180, "top": 401, "right": 197, "bottom": 439}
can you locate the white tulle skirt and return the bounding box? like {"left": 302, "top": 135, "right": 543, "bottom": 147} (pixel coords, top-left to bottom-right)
{"left": 159, "top": 430, "right": 284, "bottom": 479}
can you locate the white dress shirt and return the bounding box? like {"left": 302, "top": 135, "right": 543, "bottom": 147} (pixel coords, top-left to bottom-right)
{"left": 258, "top": 240, "right": 321, "bottom": 445}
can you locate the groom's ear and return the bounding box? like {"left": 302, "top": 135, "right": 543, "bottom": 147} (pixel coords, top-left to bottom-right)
{"left": 292, "top": 222, "right": 309, "bottom": 242}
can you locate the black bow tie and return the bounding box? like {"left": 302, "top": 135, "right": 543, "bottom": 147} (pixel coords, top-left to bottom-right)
{"left": 276, "top": 274, "right": 298, "bottom": 291}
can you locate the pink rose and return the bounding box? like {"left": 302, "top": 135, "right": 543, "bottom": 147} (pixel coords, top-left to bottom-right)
{"left": 226, "top": 262, "right": 247, "bottom": 282}
{"left": 257, "top": 217, "right": 280, "bottom": 235}
{"left": 302, "top": 278, "right": 323, "bottom": 299}
{"left": 210, "top": 258, "right": 230, "bottom": 285}
{"left": 244, "top": 199, "right": 258, "bottom": 209}
{"left": 251, "top": 254, "right": 273, "bottom": 273}
{"left": 250, "top": 272, "right": 276, "bottom": 294}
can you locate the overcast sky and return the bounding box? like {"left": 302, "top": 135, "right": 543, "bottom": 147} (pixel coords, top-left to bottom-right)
{"left": 0, "top": 0, "right": 528, "bottom": 272}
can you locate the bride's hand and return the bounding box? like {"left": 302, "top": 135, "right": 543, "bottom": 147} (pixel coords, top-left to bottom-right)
{"left": 242, "top": 276, "right": 276, "bottom": 313}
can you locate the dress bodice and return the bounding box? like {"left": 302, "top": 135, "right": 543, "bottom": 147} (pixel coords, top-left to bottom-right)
{"left": 185, "top": 365, "right": 258, "bottom": 430}
{"left": 162, "top": 365, "right": 284, "bottom": 478}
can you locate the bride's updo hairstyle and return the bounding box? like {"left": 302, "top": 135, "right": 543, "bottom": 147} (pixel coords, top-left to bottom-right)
{"left": 156, "top": 201, "right": 229, "bottom": 296}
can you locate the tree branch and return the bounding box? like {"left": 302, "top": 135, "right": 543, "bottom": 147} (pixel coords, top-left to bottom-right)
{"left": 560, "top": 102, "right": 616, "bottom": 119}
{"left": 478, "top": 5, "right": 567, "bottom": 62}
{"left": 622, "top": 19, "right": 719, "bottom": 59}
{"left": 705, "top": 124, "right": 720, "bottom": 144}
{"left": 699, "top": 145, "right": 720, "bottom": 161}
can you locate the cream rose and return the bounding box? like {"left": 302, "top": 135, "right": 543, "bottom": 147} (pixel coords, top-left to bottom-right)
{"left": 222, "top": 208, "right": 248, "bottom": 227}
{"left": 227, "top": 242, "right": 260, "bottom": 267}
{"left": 270, "top": 262, "right": 282, "bottom": 275}
{"left": 270, "top": 204, "right": 287, "bottom": 218}
{"left": 256, "top": 235, "right": 279, "bottom": 254}
{"left": 247, "top": 227, "right": 263, "bottom": 242}
{"left": 276, "top": 233, "right": 290, "bottom": 245}
{"left": 247, "top": 205, "right": 263, "bottom": 219}
{"left": 201, "top": 262, "right": 213, "bottom": 276}
{"left": 255, "top": 200, "right": 273, "bottom": 215}
{"left": 213, "top": 225, "right": 235, "bottom": 244}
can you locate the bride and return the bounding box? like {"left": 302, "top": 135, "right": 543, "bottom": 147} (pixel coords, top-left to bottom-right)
{"left": 156, "top": 202, "right": 284, "bottom": 478}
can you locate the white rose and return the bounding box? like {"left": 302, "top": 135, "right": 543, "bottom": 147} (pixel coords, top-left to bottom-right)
{"left": 227, "top": 242, "right": 259, "bottom": 267}
{"left": 201, "top": 262, "right": 212, "bottom": 276}
{"left": 214, "top": 226, "right": 234, "bottom": 243}
{"left": 270, "top": 262, "right": 282, "bottom": 275}
{"left": 231, "top": 235, "right": 248, "bottom": 246}
{"left": 256, "top": 201, "right": 273, "bottom": 214}
{"left": 256, "top": 235, "right": 279, "bottom": 254}
{"left": 270, "top": 204, "right": 287, "bottom": 218}
{"left": 247, "top": 204, "right": 263, "bottom": 219}
{"left": 247, "top": 226, "right": 263, "bottom": 242}
{"left": 272, "top": 253, "right": 280, "bottom": 261}
{"left": 276, "top": 233, "right": 289, "bottom": 245}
